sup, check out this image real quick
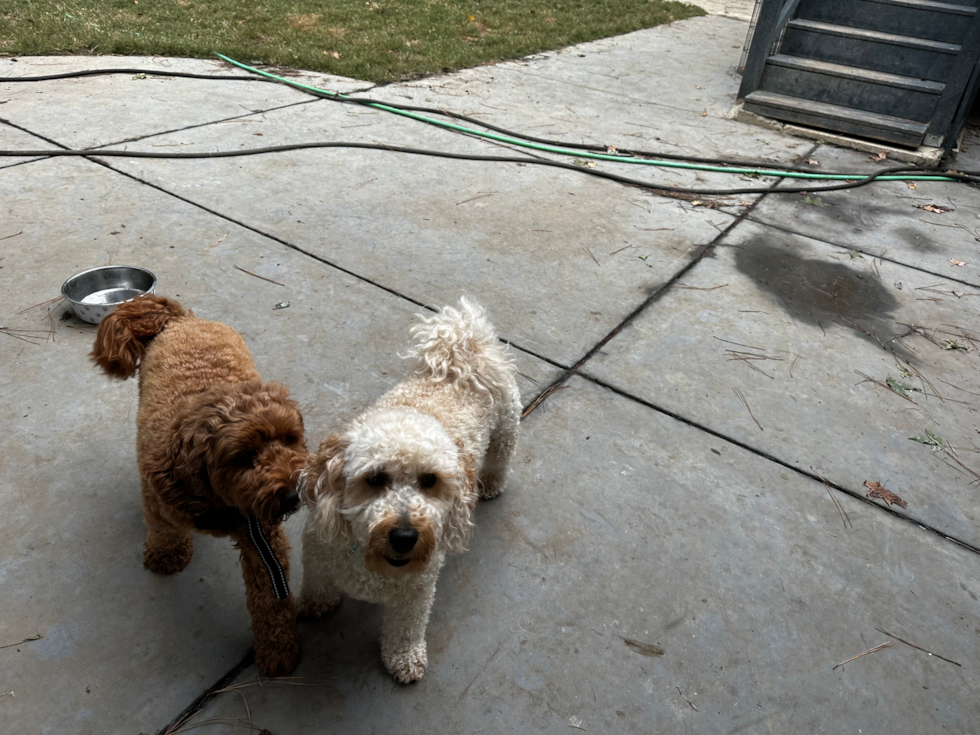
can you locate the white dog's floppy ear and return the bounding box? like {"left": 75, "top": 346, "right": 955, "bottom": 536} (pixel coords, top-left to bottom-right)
{"left": 300, "top": 433, "right": 354, "bottom": 544}
{"left": 444, "top": 448, "right": 479, "bottom": 554}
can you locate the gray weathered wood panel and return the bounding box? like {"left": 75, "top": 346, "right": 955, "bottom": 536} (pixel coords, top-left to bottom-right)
{"left": 782, "top": 20, "right": 959, "bottom": 80}
{"left": 762, "top": 60, "right": 941, "bottom": 121}
{"left": 797, "top": 0, "right": 977, "bottom": 45}
{"left": 743, "top": 90, "right": 928, "bottom": 145}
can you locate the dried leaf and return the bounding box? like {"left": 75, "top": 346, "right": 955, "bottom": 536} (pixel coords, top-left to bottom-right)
{"left": 700, "top": 111, "right": 708, "bottom": 117}
{"left": 805, "top": 158, "right": 819, "bottom": 166}
{"left": 910, "top": 430, "right": 945, "bottom": 451}
{"left": 864, "top": 481, "right": 908, "bottom": 508}
{"left": 885, "top": 376, "right": 918, "bottom": 397}
{"left": 950, "top": 259, "right": 966, "bottom": 267}
{"left": 869, "top": 151, "right": 888, "bottom": 162}
{"left": 622, "top": 637, "right": 665, "bottom": 657}
{"left": 914, "top": 204, "right": 953, "bottom": 214}
{"left": 907, "top": 183, "right": 916, "bottom": 190}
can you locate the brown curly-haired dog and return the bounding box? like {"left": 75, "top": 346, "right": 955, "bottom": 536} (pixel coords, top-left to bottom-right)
{"left": 91, "top": 294, "right": 306, "bottom": 676}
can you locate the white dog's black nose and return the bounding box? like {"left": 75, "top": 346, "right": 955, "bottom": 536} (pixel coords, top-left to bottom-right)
{"left": 389, "top": 528, "right": 418, "bottom": 553}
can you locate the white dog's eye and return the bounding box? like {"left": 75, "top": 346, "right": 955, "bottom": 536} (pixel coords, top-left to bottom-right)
{"left": 419, "top": 473, "right": 437, "bottom": 489}
{"left": 365, "top": 472, "right": 388, "bottom": 488}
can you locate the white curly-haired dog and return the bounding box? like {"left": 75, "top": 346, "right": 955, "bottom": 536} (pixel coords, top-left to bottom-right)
{"left": 298, "top": 298, "right": 520, "bottom": 683}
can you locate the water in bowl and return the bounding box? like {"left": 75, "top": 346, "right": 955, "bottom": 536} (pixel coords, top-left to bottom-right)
{"left": 80, "top": 287, "right": 145, "bottom": 305}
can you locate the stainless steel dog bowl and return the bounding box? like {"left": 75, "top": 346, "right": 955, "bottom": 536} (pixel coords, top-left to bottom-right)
{"left": 61, "top": 265, "right": 157, "bottom": 324}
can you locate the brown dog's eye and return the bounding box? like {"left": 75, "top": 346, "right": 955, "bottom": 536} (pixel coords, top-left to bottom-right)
{"left": 235, "top": 450, "right": 256, "bottom": 467}
{"left": 420, "top": 473, "right": 437, "bottom": 489}
{"left": 365, "top": 472, "right": 387, "bottom": 488}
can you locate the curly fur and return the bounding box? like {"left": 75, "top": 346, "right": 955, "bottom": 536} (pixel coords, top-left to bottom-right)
{"left": 91, "top": 295, "right": 306, "bottom": 676}
{"left": 299, "top": 298, "right": 520, "bottom": 683}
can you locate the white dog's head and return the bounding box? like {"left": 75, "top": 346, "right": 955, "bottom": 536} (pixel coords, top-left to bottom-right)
{"left": 302, "top": 408, "right": 478, "bottom": 575}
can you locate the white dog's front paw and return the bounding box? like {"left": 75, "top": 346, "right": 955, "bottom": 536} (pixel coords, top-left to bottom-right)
{"left": 382, "top": 643, "right": 428, "bottom": 683}
{"left": 478, "top": 477, "right": 503, "bottom": 500}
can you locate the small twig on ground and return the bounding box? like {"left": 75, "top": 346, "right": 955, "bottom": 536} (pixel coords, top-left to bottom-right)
{"left": 202, "top": 233, "right": 227, "bottom": 252}
{"left": 0, "top": 634, "right": 42, "bottom": 650}
{"left": 233, "top": 265, "right": 284, "bottom": 287}
{"left": 839, "top": 316, "right": 885, "bottom": 349}
{"left": 17, "top": 295, "right": 62, "bottom": 315}
{"left": 0, "top": 230, "right": 23, "bottom": 242}
{"left": 854, "top": 371, "right": 917, "bottom": 404}
{"left": 676, "top": 686, "right": 699, "bottom": 712}
{"left": 789, "top": 354, "right": 802, "bottom": 379}
{"left": 0, "top": 327, "right": 48, "bottom": 345}
{"left": 810, "top": 466, "right": 852, "bottom": 528}
{"left": 725, "top": 349, "right": 783, "bottom": 361}
{"left": 895, "top": 357, "right": 944, "bottom": 402}
{"left": 938, "top": 379, "right": 980, "bottom": 398}
{"left": 609, "top": 244, "right": 633, "bottom": 255}
{"left": 714, "top": 336, "right": 765, "bottom": 351}
{"left": 455, "top": 192, "right": 495, "bottom": 205}
{"left": 730, "top": 354, "right": 775, "bottom": 379}
{"left": 942, "top": 452, "right": 980, "bottom": 486}
{"left": 352, "top": 177, "right": 377, "bottom": 190}
{"left": 521, "top": 383, "right": 569, "bottom": 420}
{"left": 676, "top": 283, "right": 728, "bottom": 291}
{"left": 584, "top": 247, "right": 600, "bottom": 266}
{"left": 168, "top": 716, "right": 260, "bottom": 734}
{"left": 875, "top": 626, "right": 961, "bottom": 666}
{"left": 733, "top": 388, "right": 763, "bottom": 431}
{"left": 832, "top": 642, "right": 891, "bottom": 670}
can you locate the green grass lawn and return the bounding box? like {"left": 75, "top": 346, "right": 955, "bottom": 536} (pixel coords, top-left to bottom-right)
{"left": 1, "top": 0, "right": 705, "bottom": 83}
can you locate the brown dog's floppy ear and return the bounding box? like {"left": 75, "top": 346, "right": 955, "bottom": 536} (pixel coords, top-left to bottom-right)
{"left": 300, "top": 434, "right": 354, "bottom": 544}
{"left": 90, "top": 295, "right": 186, "bottom": 379}
{"left": 444, "top": 448, "right": 478, "bottom": 554}
{"left": 140, "top": 395, "right": 221, "bottom": 518}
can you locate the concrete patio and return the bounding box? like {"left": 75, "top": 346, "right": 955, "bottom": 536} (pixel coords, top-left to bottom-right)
{"left": 2, "top": 11, "right": 980, "bottom": 735}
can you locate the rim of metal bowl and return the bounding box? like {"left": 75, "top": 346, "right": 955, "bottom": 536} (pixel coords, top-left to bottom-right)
{"left": 60, "top": 265, "right": 158, "bottom": 306}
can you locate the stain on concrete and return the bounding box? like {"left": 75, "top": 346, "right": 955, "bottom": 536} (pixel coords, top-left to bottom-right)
{"left": 733, "top": 238, "right": 899, "bottom": 326}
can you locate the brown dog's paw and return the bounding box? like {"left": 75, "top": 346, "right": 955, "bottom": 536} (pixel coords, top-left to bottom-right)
{"left": 298, "top": 595, "right": 342, "bottom": 620}
{"left": 143, "top": 540, "right": 193, "bottom": 575}
{"left": 254, "top": 636, "right": 300, "bottom": 677}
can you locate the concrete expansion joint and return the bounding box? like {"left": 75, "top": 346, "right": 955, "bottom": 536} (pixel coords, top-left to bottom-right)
{"left": 519, "top": 143, "right": 812, "bottom": 419}
{"left": 578, "top": 371, "right": 980, "bottom": 557}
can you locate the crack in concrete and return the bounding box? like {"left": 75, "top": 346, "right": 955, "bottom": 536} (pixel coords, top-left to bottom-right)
{"left": 155, "top": 650, "right": 254, "bottom": 735}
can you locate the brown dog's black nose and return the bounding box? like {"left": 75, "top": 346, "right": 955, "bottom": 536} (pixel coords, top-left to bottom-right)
{"left": 277, "top": 486, "right": 300, "bottom": 515}
{"left": 389, "top": 528, "right": 418, "bottom": 553}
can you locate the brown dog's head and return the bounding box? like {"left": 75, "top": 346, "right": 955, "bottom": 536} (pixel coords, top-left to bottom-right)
{"left": 166, "top": 380, "right": 307, "bottom": 525}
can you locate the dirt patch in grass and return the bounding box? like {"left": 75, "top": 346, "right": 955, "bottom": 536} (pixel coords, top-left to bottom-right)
{"left": 0, "top": 0, "right": 706, "bottom": 83}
